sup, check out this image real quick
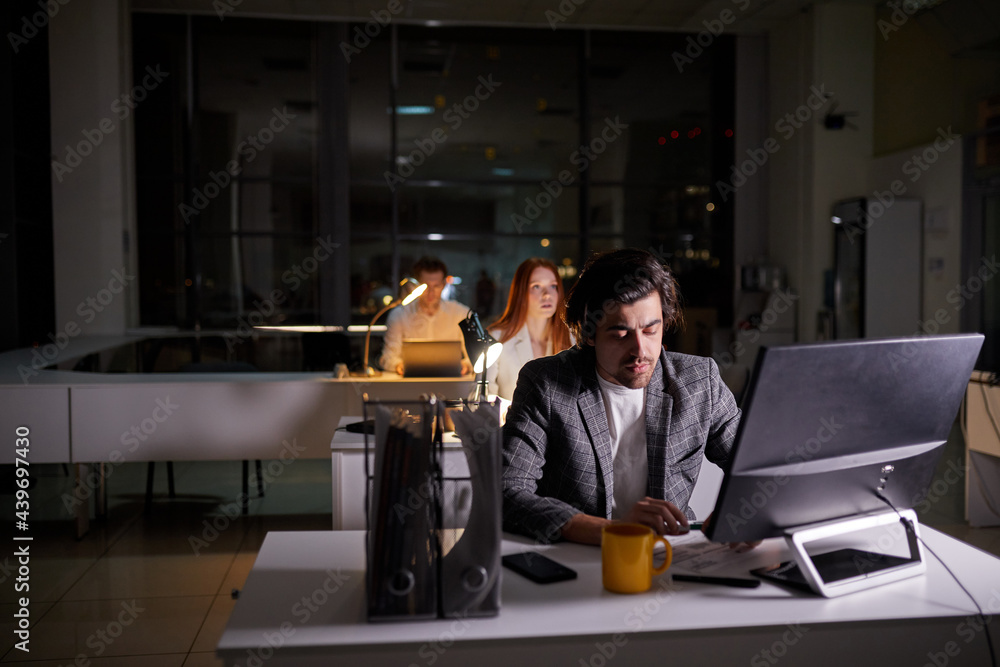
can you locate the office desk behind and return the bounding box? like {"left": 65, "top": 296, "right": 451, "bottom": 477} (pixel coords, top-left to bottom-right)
{"left": 218, "top": 528, "right": 1000, "bottom": 667}
{"left": 0, "top": 346, "right": 474, "bottom": 464}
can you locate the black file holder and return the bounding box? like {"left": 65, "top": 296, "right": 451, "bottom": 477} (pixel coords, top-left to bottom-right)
{"left": 363, "top": 395, "right": 502, "bottom": 622}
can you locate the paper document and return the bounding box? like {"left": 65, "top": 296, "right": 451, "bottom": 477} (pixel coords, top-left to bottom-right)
{"left": 663, "top": 531, "right": 752, "bottom": 573}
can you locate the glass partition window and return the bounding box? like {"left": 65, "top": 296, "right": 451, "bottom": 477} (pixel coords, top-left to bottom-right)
{"left": 133, "top": 16, "right": 734, "bottom": 335}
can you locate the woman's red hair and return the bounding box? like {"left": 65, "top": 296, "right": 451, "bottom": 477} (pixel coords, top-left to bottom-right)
{"left": 489, "top": 258, "right": 572, "bottom": 353}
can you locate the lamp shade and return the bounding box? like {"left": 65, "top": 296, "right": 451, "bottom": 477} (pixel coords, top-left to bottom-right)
{"left": 459, "top": 310, "right": 503, "bottom": 376}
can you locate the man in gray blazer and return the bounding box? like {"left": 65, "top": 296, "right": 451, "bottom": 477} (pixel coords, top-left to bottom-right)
{"left": 502, "top": 248, "right": 741, "bottom": 545}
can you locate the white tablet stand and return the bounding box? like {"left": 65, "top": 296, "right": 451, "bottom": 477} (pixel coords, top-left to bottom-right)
{"left": 757, "top": 508, "right": 925, "bottom": 598}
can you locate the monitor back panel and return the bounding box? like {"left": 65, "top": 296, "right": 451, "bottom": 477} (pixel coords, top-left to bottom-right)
{"left": 707, "top": 334, "right": 983, "bottom": 543}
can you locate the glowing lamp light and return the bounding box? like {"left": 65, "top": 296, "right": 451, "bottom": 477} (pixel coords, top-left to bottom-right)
{"left": 459, "top": 310, "right": 503, "bottom": 402}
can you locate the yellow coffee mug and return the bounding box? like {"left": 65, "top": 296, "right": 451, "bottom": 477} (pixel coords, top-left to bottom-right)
{"left": 602, "top": 523, "right": 673, "bottom": 594}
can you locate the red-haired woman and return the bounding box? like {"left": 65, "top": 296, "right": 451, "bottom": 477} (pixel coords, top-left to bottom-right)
{"left": 487, "top": 258, "right": 573, "bottom": 400}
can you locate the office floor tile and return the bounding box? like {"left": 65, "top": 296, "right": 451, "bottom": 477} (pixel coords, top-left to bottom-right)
{"left": 0, "top": 596, "right": 214, "bottom": 661}
{"left": 61, "top": 554, "right": 236, "bottom": 601}
{"left": 107, "top": 504, "right": 249, "bottom": 557}
{"left": 190, "top": 594, "right": 237, "bottom": 653}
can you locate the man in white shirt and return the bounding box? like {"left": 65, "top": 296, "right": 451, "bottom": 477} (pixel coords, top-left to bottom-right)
{"left": 378, "top": 256, "right": 473, "bottom": 375}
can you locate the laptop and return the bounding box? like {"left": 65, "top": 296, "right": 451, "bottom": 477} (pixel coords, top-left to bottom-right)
{"left": 400, "top": 339, "right": 464, "bottom": 377}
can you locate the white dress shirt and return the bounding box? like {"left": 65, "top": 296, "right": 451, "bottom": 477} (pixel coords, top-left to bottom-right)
{"left": 378, "top": 299, "right": 471, "bottom": 372}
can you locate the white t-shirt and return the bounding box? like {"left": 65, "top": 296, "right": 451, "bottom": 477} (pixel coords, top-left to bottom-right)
{"left": 597, "top": 374, "right": 649, "bottom": 520}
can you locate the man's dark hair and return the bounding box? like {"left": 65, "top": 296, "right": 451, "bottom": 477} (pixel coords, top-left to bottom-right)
{"left": 412, "top": 256, "right": 448, "bottom": 278}
{"left": 565, "top": 248, "right": 683, "bottom": 344}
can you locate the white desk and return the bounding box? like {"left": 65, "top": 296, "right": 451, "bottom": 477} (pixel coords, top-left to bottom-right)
{"left": 0, "top": 335, "right": 473, "bottom": 536}
{"left": 330, "top": 417, "right": 470, "bottom": 530}
{"left": 218, "top": 528, "right": 1000, "bottom": 666}
{"left": 0, "top": 336, "right": 474, "bottom": 463}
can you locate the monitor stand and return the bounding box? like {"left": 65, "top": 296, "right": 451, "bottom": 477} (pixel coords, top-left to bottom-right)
{"left": 752, "top": 509, "right": 925, "bottom": 598}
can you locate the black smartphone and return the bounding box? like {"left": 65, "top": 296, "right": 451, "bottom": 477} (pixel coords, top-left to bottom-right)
{"left": 501, "top": 552, "right": 577, "bottom": 584}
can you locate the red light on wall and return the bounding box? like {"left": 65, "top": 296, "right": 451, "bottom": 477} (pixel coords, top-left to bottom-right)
{"left": 693, "top": 127, "right": 701, "bottom": 135}
{"left": 724, "top": 129, "right": 734, "bottom": 138}
{"left": 670, "top": 130, "right": 679, "bottom": 139}
{"left": 658, "top": 136, "right": 666, "bottom": 145}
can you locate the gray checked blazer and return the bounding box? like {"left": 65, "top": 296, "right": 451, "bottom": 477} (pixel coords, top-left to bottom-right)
{"left": 501, "top": 345, "right": 740, "bottom": 543}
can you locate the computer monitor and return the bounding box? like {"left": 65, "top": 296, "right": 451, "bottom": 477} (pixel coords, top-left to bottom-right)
{"left": 705, "top": 334, "right": 983, "bottom": 596}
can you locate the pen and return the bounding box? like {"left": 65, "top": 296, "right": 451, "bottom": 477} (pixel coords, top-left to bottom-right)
{"left": 677, "top": 521, "right": 703, "bottom": 534}
{"left": 672, "top": 574, "right": 761, "bottom": 589}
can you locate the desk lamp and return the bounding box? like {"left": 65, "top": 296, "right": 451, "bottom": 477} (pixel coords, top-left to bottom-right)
{"left": 358, "top": 278, "right": 427, "bottom": 377}
{"left": 459, "top": 310, "right": 503, "bottom": 403}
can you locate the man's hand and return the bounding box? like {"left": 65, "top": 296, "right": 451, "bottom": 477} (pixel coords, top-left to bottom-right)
{"left": 461, "top": 358, "right": 474, "bottom": 376}
{"left": 395, "top": 363, "right": 404, "bottom": 375}
{"left": 701, "top": 512, "right": 761, "bottom": 553}
{"left": 622, "top": 497, "right": 689, "bottom": 536}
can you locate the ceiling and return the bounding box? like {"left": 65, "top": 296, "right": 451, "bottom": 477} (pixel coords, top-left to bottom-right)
{"left": 132, "top": 0, "right": 878, "bottom": 34}
{"left": 132, "top": 0, "right": 1000, "bottom": 59}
